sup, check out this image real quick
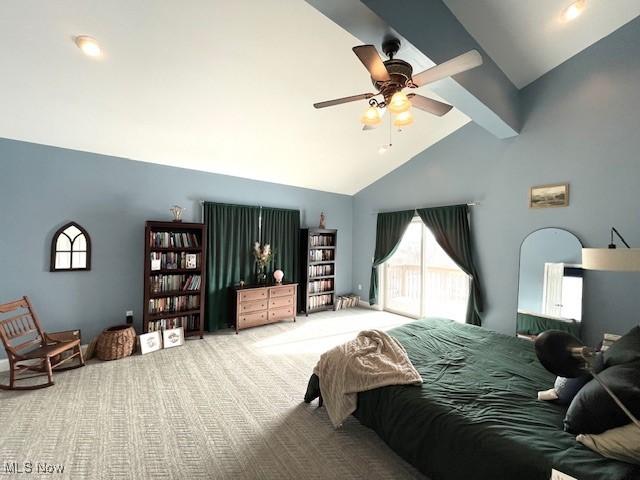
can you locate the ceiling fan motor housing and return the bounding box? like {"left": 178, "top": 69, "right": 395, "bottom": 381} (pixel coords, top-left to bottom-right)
{"left": 373, "top": 59, "right": 414, "bottom": 103}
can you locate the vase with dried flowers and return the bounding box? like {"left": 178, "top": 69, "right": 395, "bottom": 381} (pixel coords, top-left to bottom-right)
{"left": 252, "top": 242, "right": 272, "bottom": 284}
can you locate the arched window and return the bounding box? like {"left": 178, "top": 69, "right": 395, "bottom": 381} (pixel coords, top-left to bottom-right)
{"left": 50, "top": 222, "right": 91, "bottom": 271}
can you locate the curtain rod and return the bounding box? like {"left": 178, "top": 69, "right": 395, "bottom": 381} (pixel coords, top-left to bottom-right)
{"left": 372, "top": 201, "right": 480, "bottom": 215}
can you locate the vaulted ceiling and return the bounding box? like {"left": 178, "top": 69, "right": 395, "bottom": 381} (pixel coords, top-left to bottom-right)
{"left": 1, "top": 1, "right": 638, "bottom": 194}
{"left": 443, "top": 0, "right": 640, "bottom": 88}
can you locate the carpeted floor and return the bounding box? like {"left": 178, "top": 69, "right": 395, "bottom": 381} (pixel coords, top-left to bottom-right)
{"left": 0, "top": 309, "right": 425, "bottom": 480}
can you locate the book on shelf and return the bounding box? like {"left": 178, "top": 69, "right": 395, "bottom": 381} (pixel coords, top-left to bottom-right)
{"left": 150, "top": 252, "right": 200, "bottom": 270}
{"left": 308, "top": 293, "right": 333, "bottom": 310}
{"left": 309, "top": 234, "right": 334, "bottom": 247}
{"left": 309, "top": 249, "right": 334, "bottom": 262}
{"left": 149, "top": 274, "right": 201, "bottom": 293}
{"left": 148, "top": 295, "right": 200, "bottom": 315}
{"left": 147, "top": 314, "right": 200, "bottom": 332}
{"left": 308, "top": 264, "right": 333, "bottom": 277}
{"left": 149, "top": 231, "right": 200, "bottom": 248}
{"left": 308, "top": 279, "right": 334, "bottom": 293}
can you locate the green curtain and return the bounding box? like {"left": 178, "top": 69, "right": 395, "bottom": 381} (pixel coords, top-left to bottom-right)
{"left": 260, "top": 207, "right": 300, "bottom": 284}
{"left": 416, "top": 205, "right": 484, "bottom": 326}
{"left": 369, "top": 210, "right": 416, "bottom": 305}
{"left": 204, "top": 202, "right": 260, "bottom": 331}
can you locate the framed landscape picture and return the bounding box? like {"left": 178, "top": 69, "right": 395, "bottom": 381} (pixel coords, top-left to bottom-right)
{"left": 529, "top": 183, "right": 569, "bottom": 209}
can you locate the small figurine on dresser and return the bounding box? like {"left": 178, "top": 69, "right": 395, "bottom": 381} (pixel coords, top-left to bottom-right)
{"left": 319, "top": 211, "right": 326, "bottom": 229}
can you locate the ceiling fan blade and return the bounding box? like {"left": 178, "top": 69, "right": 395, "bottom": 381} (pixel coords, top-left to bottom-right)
{"left": 362, "top": 108, "right": 386, "bottom": 130}
{"left": 412, "top": 50, "right": 483, "bottom": 87}
{"left": 352, "top": 45, "right": 391, "bottom": 82}
{"left": 313, "top": 93, "right": 374, "bottom": 109}
{"left": 408, "top": 94, "right": 453, "bottom": 117}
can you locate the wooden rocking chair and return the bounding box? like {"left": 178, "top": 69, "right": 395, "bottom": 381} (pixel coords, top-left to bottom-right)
{"left": 0, "top": 296, "right": 85, "bottom": 390}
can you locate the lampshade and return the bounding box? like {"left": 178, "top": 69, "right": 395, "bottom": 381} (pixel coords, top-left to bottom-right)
{"left": 388, "top": 91, "right": 411, "bottom": 114}
{"left": 534, "top": 330, "right": 588, "bottom": 378}
{"left": 582, "top": 248, "right": 640, "bottom": 271}
{"left": 360, "top": 106, "right": 382, "bottom": 126}
{"left": 393, "top": 110, "right": 414, "bottom": 127}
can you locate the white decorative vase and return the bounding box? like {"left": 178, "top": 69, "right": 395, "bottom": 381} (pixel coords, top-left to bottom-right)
{"left": 273, "top": 269, "right": 284, "bottom": 284}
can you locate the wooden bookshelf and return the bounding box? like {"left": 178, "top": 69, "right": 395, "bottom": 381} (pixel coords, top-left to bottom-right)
{"left": 300, "top": 228, "right": 337, "bottom": 315}
{"left": 143, "top": 221, "right": 206, "bottom": 338}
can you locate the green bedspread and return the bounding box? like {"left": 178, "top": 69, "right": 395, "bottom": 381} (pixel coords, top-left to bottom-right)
{"left": 354, "top": 318, "right": 639, "bottom": 480}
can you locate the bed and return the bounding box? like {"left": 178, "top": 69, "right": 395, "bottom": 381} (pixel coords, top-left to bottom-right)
{"left": 352, "top": 318, "right": 639, "bottom": 480}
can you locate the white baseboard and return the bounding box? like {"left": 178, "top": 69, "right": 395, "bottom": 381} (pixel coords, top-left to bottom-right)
{"left": 358, "top": 299, "right": 383, "bottom": 311}
{"left": 0, "top": 343, "right": 89, "bottom": 373}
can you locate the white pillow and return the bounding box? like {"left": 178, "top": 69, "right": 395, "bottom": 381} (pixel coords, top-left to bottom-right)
{"left": 577, "top": 423, "right": 640, "bottom": 465}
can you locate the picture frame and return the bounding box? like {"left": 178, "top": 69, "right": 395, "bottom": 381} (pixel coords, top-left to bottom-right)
{"left": 529, "top": 183, "right": 569, "bottom": 209}
{"left": 186, "top": 254, "right": 197, "bottom": 269}
{"left": 162, "top": 327, "right": 185, "bottom": 349}
{"left": 139, "top": 331, "right": 162, "bottom": 354}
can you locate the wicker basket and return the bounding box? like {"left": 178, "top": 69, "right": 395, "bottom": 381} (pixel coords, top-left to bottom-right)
{"left": 96, "top": 325, "right": 136, "bottom": 361}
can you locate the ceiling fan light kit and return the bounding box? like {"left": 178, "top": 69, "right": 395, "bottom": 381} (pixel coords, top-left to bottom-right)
{"left": 314, "top": 37, "right": 483, "bottom": 143}
{"left": 361, "top": 104, "right": 383, "bottom": 126}
{"left": 387, "top": 91, "right": 411, "bottom": 114}
{"left": 393, "top": 110, "right": 414, "bottom": 127}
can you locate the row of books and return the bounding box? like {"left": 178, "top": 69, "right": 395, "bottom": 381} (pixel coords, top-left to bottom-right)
{"left": 310, "top": 235, "right": 334, "bottom": 247}
{"left": 309, "top": 294, "right": 333, "bottom": 310}
{"left": 309, "top": 249, "right": 334, "bottom": 262}
{"left": 335, "top": 294, "right": 360, "bottom": 310}
{"left": 149, "top": 274, "right": 201, "bottom": 293}
{"left": 308, "top": 264, "right": 333, "bottom": 277}
{"left": 150, "top": 252, "right": 200, "bottom": 270}
{"left": 148, "top": 295, "right": 200, "bottom": 314}
{"left": 150, "top": 231, "right": 200, "bottom": 249}
{"left": 308, "top": 279, "right": 333, "bottom": 294}
{"left": 148, "top": 314, "right": 200, "bottom": 332}
{"left": 601, "top": 333, "right": 621, "bottom": 351}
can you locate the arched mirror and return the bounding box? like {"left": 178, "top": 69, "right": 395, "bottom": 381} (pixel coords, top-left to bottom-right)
{"left": 517, "top": 228, "right": 583, "bottom": 340}
{"left": 50, "top": 222, "right": 91, "bottom": 271}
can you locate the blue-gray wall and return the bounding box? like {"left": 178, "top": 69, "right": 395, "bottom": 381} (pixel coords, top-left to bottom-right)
{"left": 0, "top": 140, "right": 353, "bottom": 352}
{"left": 352, "top": 18, "right": 640, "bottom": 346}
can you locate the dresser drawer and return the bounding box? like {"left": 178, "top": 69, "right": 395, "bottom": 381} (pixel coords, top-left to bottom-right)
{"left": 269, "top": 296, "right": 293, "bottom": 309}
{"left": 269, "top": 305, "right": 294, "bottom": 321}
{"left": 239, "top": 299, "right": 268, "bottom": 314}
{"left": 239, "top": 288, "right": 267, "bottom": 302}
{"left": 270, "top": 286, "right": 295, "bottom": 298}
{"left": 238, "top": 310, "right": 269, "bottom": 329}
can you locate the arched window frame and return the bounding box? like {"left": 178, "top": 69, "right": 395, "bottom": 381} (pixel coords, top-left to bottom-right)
{"left": 50, "top": 222, "right": 92, "bottom": 272}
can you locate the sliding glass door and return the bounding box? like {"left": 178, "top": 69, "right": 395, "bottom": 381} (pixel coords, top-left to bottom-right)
{"left": 383, "top": 219, "right": 423, "bottom": 317}
{"left": 383, "top": 217, "right": 470, "bottom": 322}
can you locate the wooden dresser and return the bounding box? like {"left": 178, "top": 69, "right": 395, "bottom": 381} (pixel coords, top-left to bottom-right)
{"left": 231, "top": 282, "right": 298, "bottom": 333}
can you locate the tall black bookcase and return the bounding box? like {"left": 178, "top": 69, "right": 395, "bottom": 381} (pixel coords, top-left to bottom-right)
{"left": 300, "top": 228, "right": 337, "bottom": 315}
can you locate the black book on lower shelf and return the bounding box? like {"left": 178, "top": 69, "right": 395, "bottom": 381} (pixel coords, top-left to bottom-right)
{"left": 300, "top": 228, "right": 337, "bottom": 315}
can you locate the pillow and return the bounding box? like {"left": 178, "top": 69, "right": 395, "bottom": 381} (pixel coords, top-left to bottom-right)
{"left": 604, "top": 326, "right": 640, "bottom": 368}
{"left": 564, "top": 360, "right": 640, "bottom": 434}
{"left": 554, "top": 375, "right": 590, "bottom": 405}
{"left": 577, "top": 423, "right": 640, "bottom": 465}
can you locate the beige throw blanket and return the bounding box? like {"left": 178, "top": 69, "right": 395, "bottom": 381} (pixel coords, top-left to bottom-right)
{"left": 313, "top": 329, "right": 423, "bottom": 427}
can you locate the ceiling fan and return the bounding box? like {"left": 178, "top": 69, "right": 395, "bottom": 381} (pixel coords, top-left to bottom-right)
{"left": 313, "top": 38, "right": 483, "bottom": 129}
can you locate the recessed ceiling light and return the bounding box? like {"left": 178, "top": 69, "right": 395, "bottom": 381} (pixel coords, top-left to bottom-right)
{"left": 74, "top": 35, "right": 102, "bottom": 57}
{"left": 562, "top": 0, "right": 586, "bottom": 22}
